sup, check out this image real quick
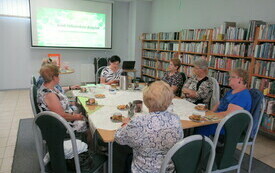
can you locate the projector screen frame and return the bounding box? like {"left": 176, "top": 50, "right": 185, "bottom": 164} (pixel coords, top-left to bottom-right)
{"left": 29, "top": 0, "right": 113, "bottom": 50}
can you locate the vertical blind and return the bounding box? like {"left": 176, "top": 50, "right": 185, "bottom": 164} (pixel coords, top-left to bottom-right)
{"left": 0, "top": 0, "right": 30, "bottom": 17}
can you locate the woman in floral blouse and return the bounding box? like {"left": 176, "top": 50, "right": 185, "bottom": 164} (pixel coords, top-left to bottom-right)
{"left": 115, "top": 81, "right": 184, "bottom": 173}
{"left": 162, "top": 58, "right": 185, "bottom": 97}
{"left": 182, "top": 58, "right": 213, "bottom": 107}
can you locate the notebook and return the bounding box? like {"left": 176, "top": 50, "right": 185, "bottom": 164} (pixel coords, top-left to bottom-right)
{"left": 122, "top": 61, "right": 135, "bottom": 70}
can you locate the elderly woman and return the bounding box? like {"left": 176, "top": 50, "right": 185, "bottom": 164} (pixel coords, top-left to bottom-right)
{"left": 37, "top": 64, "right": 85, "bottom": 122}
{"left": 100, "top": 55, "right": 123, "bottom": 85}
{"left": 182, "top": 58, "right": 213, "bottom": 107}
{"left": 197, "top": 68, "right": 252, "bottom": 136}
{"left": 36, "top": 58, "right": 80, "bottom": 92}
{"left": 115, "top": 81, "right": 184, "bottom": 173}
{"left": 162, "top": 58, "right": 185, "bottom": 97}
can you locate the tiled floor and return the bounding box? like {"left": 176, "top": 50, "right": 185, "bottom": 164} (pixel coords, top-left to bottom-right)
{"left": 0, "top": 89, "right": 274, "bottom": 172}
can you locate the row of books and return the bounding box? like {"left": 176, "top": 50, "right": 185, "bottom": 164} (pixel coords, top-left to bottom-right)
{"left": 159, "top": 42, "right": 179, "bottom": 51}
{"left": 159, "top": 32, "right": 179, "bottom": 40}
{"left": 157, "top": 70, "right": 165, "bottom": 79}
{"left": 254, "top": 43, "right": 275, "bottom": 59}
{"left": 181, "top": 54, "right": 203, "bottom": 65}
{"left": 211, "top": 43, "right": 253, "bottom": 57}
{"left": 159, "top": 52, "right": 177, "bottom": 61}
{"left": 142, "top": 50, "right": 159, "bottom": 59}
{"left": 261, "top": 114, "right": 275, "bottom": 131}
{"left": 143, "top": 42, "right": 157, "bottom": 49}
{"left": 247, "top": 20, "right": 266, "bottom": 41}
{"left": 143, "top": 33, "right": 158, "bottom": 40}
{"left": 258, "top": 24, "right": 275, "bottom": 40}
{"left": 254, "top": 60, "right": 275, "bottom": 78}
{"left": 143, "top": 59, "right": 156, "bottom": 68}
{"left": 212, "top": 22, "right": 236, "bottom": 40}
{"left": 251, "top": 77, "right": 275, "bottom": 95}
{"left": 156, "top": 61, "right": 169, "bottom": 71}
{"left": 180, "top": 42, "right": 208, "bottom": 53}
{"left": 142, "top": 76, "right": 155, "bottom": 82}
{"left": 179, "top": 29, "right": 211, "bottom": 40}
{"left": 225, "top": 26, "right": 247, "bottom": 40}
{"left": 142, "top": 67, "right": 156, "bottom": 77}
{"left": 208, "top": 70, "right": 230, "bottom": 86}
{"left": 266, "top": 99, "right": 275, "bottom": 114}
{"left": 208, "top": 56, "right": 250, "bottom": 71}
{"left": 181, "top": 65, "right": 193, "bottom": 77}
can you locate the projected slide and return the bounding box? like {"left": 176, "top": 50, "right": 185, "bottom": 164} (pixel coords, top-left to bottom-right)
{"left": 36, "top": 8, "right": 106, "bottom": 47}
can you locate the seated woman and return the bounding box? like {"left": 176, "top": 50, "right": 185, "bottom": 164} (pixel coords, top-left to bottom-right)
{"left": 182, "top": 58, "right": 213, "bottom": 107}
{"left": 36, "top": 58, "right": 80, "bottom": 93}
{"left": 162, "top": 58, "right": 185, "bottom": 97}
{"left": 115, "top": 81, "right": 183, "bottom": 173}
{"left": 196, "top": 68, "right": 252, "bottom": 136}
{"left": 100, "top": 55, "right": 123, "bottom": 85}
{"left": 37, "top": 64, "right": 84, "bottom": 121}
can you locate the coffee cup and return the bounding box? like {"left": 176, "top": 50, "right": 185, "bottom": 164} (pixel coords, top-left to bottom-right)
{"left": 133, "top": 100, "right": 143, "bottom": 113}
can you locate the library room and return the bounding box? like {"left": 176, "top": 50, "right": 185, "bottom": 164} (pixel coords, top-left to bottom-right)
{"left": 0, "top": 0, "right": 274, "bottom": 172}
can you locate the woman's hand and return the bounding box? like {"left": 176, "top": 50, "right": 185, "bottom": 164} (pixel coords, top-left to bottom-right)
{"left": 121, "top": 117, "right": 131, "bottom": 127}
{"left": 73, "top": 112, "right": 84, "bottom": 120}
{"left": 71, "top": 85, "right": 81, "bottom": 90}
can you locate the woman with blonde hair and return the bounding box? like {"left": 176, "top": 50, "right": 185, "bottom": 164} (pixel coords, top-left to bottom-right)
{"left": 162, "top": 58, "right": 185, "bottom": 96}
{"left": 115, "top": 81, "right": 183, "bottom": 172}
{"left": 196, "top": 68, "right": 252, "bottom": 136}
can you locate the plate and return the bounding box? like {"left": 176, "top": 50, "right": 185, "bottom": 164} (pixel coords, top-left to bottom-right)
{"left": 110, "top": 115, "right": 125, "bottom": 123}
{"left": 86, "top": 101, "right": 98, "bottom": 106}
{"left": 117, "top": 105, "right": 129, "bottom": 110}
{"left": 95, "top": 94, "right": 105, "bottom": 98}
{"left": 189, "top": 115, "right": 206, "bottom": 122}
{"left": 194, "top": 105, "right": 207, "bottom": 111}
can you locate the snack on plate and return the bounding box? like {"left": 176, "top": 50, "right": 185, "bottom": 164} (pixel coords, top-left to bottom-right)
{"left": 95, "top": 94, "right": 105, "bottom": 98}
{"left": 86, "top": 98, "right": 96, "bottom": 105}
{"left": 110, "top": 115, "right": 123, "bottom": 122}
{"left": 80, "top": 88, "right": 87, "bottom": 93}
{"left": 194, "top": 104, "right": 206, "bottom": 111}
{"left": 189, "top": 114, "right": 202, "bottom": 122}
{"left": 117, "top": 105, "right": 128, "bottom": 110}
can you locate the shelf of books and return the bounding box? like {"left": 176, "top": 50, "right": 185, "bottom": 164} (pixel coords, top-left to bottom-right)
{"left": 251, "top": 24, "right": 275, "bottom": 135}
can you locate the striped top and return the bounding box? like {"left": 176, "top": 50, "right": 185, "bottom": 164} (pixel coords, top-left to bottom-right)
{"left": 101, "top": 66, "right": 123, "bottom": 82}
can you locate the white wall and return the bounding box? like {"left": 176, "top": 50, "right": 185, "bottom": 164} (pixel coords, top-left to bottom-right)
{"left": 150, "top": 0, "right": 275, "bottom": 32}
{"left": 0, "top": 2, "right": 130, "bottom": 90}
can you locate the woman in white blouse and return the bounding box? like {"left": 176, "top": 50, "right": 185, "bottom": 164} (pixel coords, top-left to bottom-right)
{"left": 100, "top": 55, "right": 123, "bottom": 85}
{"left": 115, "top": 81, "right": 184, "bottom": 173}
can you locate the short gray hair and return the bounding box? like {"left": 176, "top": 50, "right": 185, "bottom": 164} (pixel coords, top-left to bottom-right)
{"left": 193, "top": 58, "right": 208, "bottom": 70}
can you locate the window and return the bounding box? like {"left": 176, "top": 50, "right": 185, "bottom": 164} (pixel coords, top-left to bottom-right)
{"left": 0, "top": 0, "right": 30, "bottom": 18}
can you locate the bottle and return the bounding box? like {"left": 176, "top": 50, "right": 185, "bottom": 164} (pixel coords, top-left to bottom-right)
{"left": 120, "top": 72, "right": 128, "bottom": 90}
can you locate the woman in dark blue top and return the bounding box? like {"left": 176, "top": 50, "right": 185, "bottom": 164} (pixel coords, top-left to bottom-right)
{"left": 197, "top": 68, "right": 252, "bottom": 136}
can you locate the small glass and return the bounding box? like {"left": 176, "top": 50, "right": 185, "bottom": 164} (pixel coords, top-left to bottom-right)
{"left": 133, "top": 100, "right": 143, "bottom": 113}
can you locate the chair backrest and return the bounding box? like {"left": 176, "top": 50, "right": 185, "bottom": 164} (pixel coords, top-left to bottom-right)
{"left": 160, "top": 135, "right": 215, "bottom": 173}
{"left": 94, "top": 57, "right": 108, "bottom": 74}
{"left": 33, "top": 111, "right": 81, "bottom": 173}
{"left": 177, "top": 72, "right": 187, "bottom": 97}
{"left": 212, "top": 110, "right": 253, "bottom": 170}
{"left": 95, "top": 66, "right": 107, "bottom": 84}
{"left": 249, "top": 89, "right": 265, "bottom": 139}
{"left": 209, "top": 76, "right": 220, "bottom": 110}
{"left": 30, "top": 84, "right": 40, "bottom": 116}
{"left": 31, "top": 75, "right": 37, "bottom": 86}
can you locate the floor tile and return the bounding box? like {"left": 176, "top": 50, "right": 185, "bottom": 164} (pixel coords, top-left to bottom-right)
{"left": 0, "top": 138, "right": 8, "bottom": 148}
{"left": 0, "top": 122, "right": 12, "bottom": 130}
{"left": 0, "top": 156, "right": 12, "bottom": 172}
{"left": 6, "top": 135, "right": 16, "bottom": 146}
{"left": 0, "top": 130, "right": 10, "bottom": 138}
{"left": 3, "top": 146, "right": 14, "bottom": 158}
{"left": 258, "top": 153, "right": 275, "bottom": 169}
{"left": 0, "top": 158, "right": 2, "bottom": 171}
{"left": 0, "top": 148, "right": 4, "bottom": 159}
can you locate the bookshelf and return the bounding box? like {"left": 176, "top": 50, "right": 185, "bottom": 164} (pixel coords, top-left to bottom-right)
{"left": 141, "top": 22, "right": 275, "bottom": 136}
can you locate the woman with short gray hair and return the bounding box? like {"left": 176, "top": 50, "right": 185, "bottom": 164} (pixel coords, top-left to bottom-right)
{"left": 182, "top": 58, "right": 213, "bottom": 107}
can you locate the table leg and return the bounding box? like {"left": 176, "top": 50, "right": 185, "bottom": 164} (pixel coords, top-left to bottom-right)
{"left": 108, "top": 142, "right": 113, "bottom": 173}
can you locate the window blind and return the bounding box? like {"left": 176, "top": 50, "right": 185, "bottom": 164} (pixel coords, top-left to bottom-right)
{"left": 0, "top": 0, "right": 30, "bottom": 18}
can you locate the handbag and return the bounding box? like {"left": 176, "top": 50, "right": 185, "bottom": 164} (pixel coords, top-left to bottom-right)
{"left": 66, "top": 151, "right": 94, "bottom": 172}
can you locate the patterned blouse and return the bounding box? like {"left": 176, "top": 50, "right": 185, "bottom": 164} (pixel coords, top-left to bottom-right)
{"left": 162, "top": 72, "right": 184, "bottom": 97}
{"left": 115, "top": 111, "right": 184, "bottom": 173}
{"left": 101, "top": 66, "right": 123, "bottom": 82}
{"left": 183, "top": 76, "right": 213, "bottom": 106}
{"left": 37, "top": 84, "right": 73, "bottom": 114}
